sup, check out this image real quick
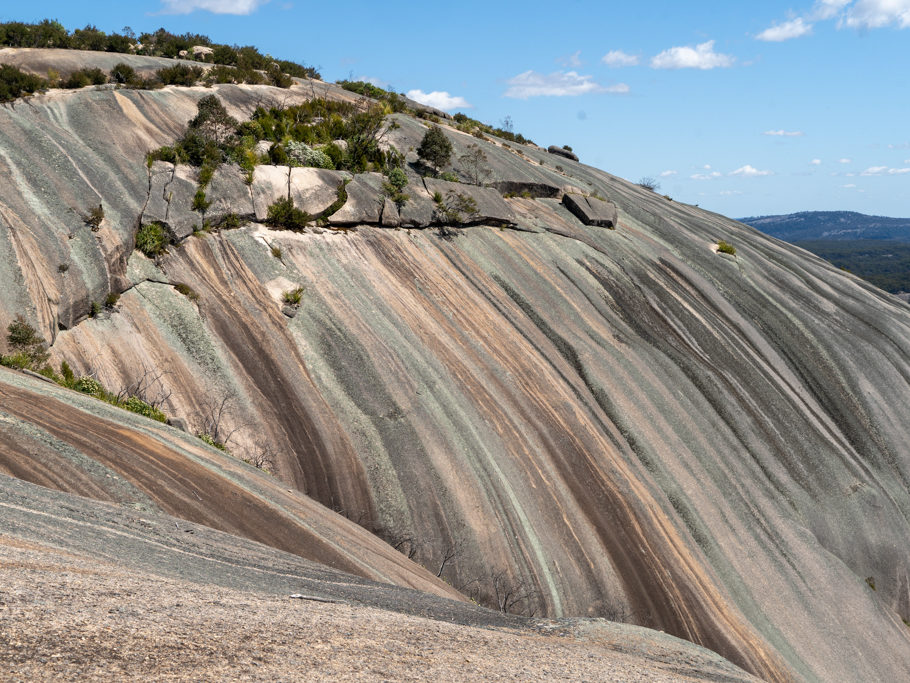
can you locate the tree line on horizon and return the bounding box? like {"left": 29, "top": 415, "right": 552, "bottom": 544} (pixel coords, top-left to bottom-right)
{"left": 0, "top": 19, "right": 320, "bottom": 80}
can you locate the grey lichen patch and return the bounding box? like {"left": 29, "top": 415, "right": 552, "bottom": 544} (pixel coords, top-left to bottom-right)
{"left": 131, "top": 281, "right": 227, "bottom": 380}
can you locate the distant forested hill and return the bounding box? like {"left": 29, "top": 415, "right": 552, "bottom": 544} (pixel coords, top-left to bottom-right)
{"left": 741, "top": 211, "right": 910, "bottom": 242}
{"left": 741, "top": 211, "right": 910, "bottom": 293}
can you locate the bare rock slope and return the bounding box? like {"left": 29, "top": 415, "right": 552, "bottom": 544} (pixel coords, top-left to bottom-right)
{"left": 2, "top": 49, "right": 910, "bottom": 681}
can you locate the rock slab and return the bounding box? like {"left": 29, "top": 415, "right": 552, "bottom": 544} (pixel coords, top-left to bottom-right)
{"left": 562, "top": 193, "right": 618, "bottom": 228}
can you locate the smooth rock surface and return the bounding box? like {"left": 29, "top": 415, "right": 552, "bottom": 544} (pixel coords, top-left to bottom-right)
{"left": 424, "top": 178, "right": 517, "bottom": 226}
{"left": 328, "top": 172, "right": 384, "bottom": 226}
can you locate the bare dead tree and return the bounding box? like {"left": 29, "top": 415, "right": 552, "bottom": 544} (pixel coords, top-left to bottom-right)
{"left": 115, "top": 364, "right": 172, "bottom": 408}
{"left": 489, "top": 569, "right": 539, "bottom": 616}
{"left": 242, "top": 443, "right": 277, "bottom": 472}
{"left": 196, "top": 387, "right": 245, "bottom": 449}
{"left": 435, "top": 541, "right": 460, "bottom": 578}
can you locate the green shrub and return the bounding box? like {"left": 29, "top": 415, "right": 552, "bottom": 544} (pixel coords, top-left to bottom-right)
{"left": 197, "top": 432, "right": 227, "bottom": 451}
{"left": 104, "top": 293, "right": 120, "bottom": 308}
{"left": 89, "top": 301, "right": 101, "bottom": 317}
{"left": 0, "top": 64, "right": 46, "bottom": 103}
{"left": 417, "top": 125, "right": 453, "bottom": 175}
{"left": 283, "top": 287, "right": 304, "bottom": 305}
{"left": 266, "top": 197, "right": 310, "bottom": 230}
{"left": 383, "top": 167, "right": 410, "bottom": 208}
{"left": 135, "top": 223, "right": 169, "bottom": 257}
{"left": 192, "top": 187, "right": 210, "bottom": 212}
{"left": 286, "top": 141, "right": 334, "bottom": 169}
{"left": 2, "top": 316, "right": 49, "bottom": 369}
{"left": 174, "top": 283, "right": 199, "bottom": 300}
{"left": 122, "top": 396, "right": 167, "bottom": 422}
{"left": 62, "top": 67, "right": 106, "bottom": 89}
{"left": 156, "top": 64, "right": 203, "bottom": 86}
{"left": 717, "top": 240, "right": 737, "bottom": 256}
{"left": 271, "top": 245, "right": 283, "bottom": 259}
{"left": 109, "top": 62, "right": 141, "bottom": 86}
{"left": 74, "top": 376, "right": 104, "bottom": 396}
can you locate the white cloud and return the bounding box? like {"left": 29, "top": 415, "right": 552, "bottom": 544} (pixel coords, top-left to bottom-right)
{"left": 888, "top": 167, "right": 910, "bottom": 174}
{"left": 406, "top": 90, "right": 471, "bottom": 111}
{"left": 730, "top": 164, "right": 773, "bottom": 177}
{"left": 844, "top": 0, "right": 910, "bottom": 28}
{"left": 357, "top": 75, "right": 388, "bottom": 88}
{"left": 558, "top": 50, "right": 583, "bottom": 68}
{"left": 813, "top": 0, "right": 852, "bottom": 19}
{"left": 839, "top": 157, "right": 852, "bottom": 163}
{"left": 691, "top": 171, "right": 722, "bottom": 180}
{"left": 757, "top": 18, "right": 813, "bottom": 41}
{"left": 504, "top": 71, "right": 627, "bottom": 98}
{"left": 842, "top": 183, "right": 857, "bottom": 187}
{"left": 158, "top": 0, "right": 269, "bottom": 14}
{"left": 811, "top": 158, "right": 822, "bottom": 165}
{"left": 650, "top": 40, "right": 735, "bottom": 69}
{"left": 602, "top": 50, "right": 639, "bottom": 67}
{"left": 704, "top": 164, "right": 712, "bottom": 169}
{"left": 660, "top": 170, "right": 678, "bottom": 177}
{"left": 719, "top": 190, "right": 744, "bottom": 195}
{"left": 861, "top": 165, "right": 888, "bottom": 175}
{"left": 764, "top": 129, "right": 805, "bottom": 136}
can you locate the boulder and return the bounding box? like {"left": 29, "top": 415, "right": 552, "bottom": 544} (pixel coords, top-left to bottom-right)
{"left": 562, "top": 193, "right": 618, "bottom": 228}
{"left": 289, "top": 168, "right": 348, "bottom": 217}
{"left": 490, "top": 180, "right": 561, "bottom": 199}
{"left": 251, "top": 166, "right": 290, "bottom": 221}
{"left": 381, "top": 198, "right": 401, "bottom": 227}
{"left": 547, "top": 146, "right": 579, "bottom": 162}
{"left": 329, "top": 172, "right": 385, "bottom": 226}
{"left": 206, "top": 164, "right": 255, "bottom": 226}
{"left": 398, "top": 181, "right": 437, "bottom": 228}
{"left": 142, "top": 163, "right": 200, "bottom": 240}
{"left": 423, "top": 178, "right": 517, "bottom": 227}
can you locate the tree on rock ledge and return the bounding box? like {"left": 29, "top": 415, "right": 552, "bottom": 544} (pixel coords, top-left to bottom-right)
{"left": 417, "top": 125, "right": 452, "bottom": 176}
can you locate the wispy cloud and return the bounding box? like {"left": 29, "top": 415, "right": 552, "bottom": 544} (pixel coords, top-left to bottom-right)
{"left": 839, "top": 157, "right": 852, "bottom": 163}
{"left": 406, "top": 90, "right": 471, "bottom": 111}
{"left": 764, "top": 129, "right": 805, "bottom": 136}
{"left": 602, "top": 50, "right": 639, "bottom": 67}
{"left": 811, "top": 158, "right": 822, "bottom": 165}
{"left": 504, "top": 71, "right": 628, "bottom": 98}
{"left": 860, "top": 165, "right": 888, "bottom": 175}
{"left": 757, "top": 17, "right": 813, "bottom": 41}
{"left": 843, "top": 0, "right": 910, "bottom": 28}
{"left": 357, "top": 75, "right": 388, "bottom": 88}
{"left": 842, "top": 183, "right": 857, "bottom": 187}
{"left": 650, "top": 40, "right": 734, "bottom": 69}
{"left": 720, "top": 190, "right": 744, "bottom": 195}
{"left": 660, "top": 170, "right": 678, "bottom": 177}
{"left": 691, "top": 171, "right": 722, "bottom": 180}
{"left": 730, "top": 164, "right": 773, "bottom": 177}
{"left": 558, "top": 51, "right": 583, "bottom": 68}
{"left": 758, "top": 0, "right": 910, "bottom": 39}
{"left": 158, "top": 0, "right": 269, "bottom": 14}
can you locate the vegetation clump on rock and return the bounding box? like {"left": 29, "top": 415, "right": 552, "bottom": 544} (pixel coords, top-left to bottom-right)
{"left": 135, "top": 223, "right": 170, "bottom": 257}
{"left": 717, "top": 240, "right": 737, "bottom": 256}
{"left": 0, "top": 64, "right": 46, "bottom": 103}
{"left": 418, "top": 125, "right": 453, "bottom": 176}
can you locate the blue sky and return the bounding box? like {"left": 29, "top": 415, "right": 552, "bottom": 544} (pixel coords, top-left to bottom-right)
{"left": 3, "top": 0, "right": 909, "bottom": 217}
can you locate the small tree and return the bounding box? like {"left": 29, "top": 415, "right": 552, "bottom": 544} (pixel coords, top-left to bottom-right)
{"left": 458, "top": 144, "right": 492, "bottom": 186}
{"left": 417, "top": 125, "right": 453, "bottom": 175}
{"left": 189, "top": 94, "right": 238, "bottom": 146}
{"left": 2, "top": 316, "right": 49, "bottom": 369}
